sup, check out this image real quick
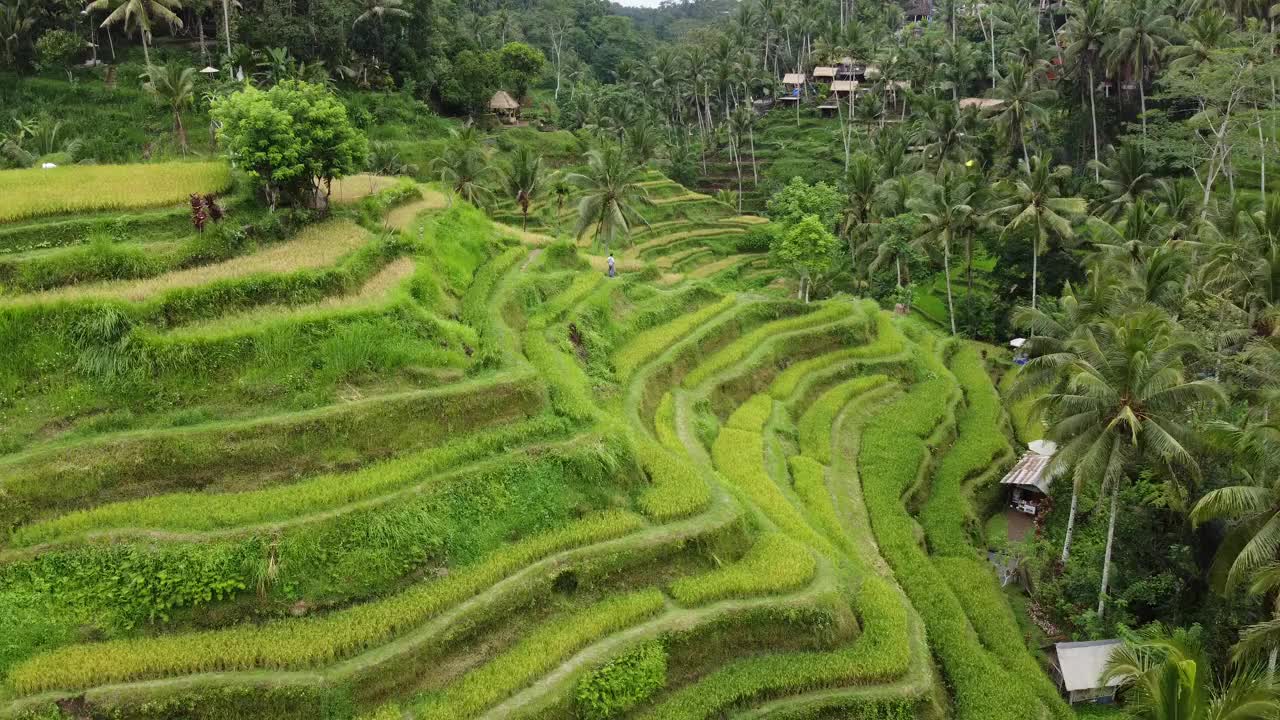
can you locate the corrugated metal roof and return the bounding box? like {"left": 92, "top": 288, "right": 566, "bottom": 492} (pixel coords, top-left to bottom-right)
{"left": 1000, "top": 452, "right": 1053, "bottom": 494}
{"left": 1056, "top": 640, "right": 1123, "bottom": 692}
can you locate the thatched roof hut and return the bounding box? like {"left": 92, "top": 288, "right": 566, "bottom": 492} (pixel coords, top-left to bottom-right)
{"left": 782, "top": 73, "right": 806, "bottom": 86}
{"left": 813, "top": 66, "right": 837, "bottom": 80}
{"left": 829, "top": 80, "right": 859, "bottom": 97}
{"left": 489, "top": 90, "right": 520, "bottom": 120}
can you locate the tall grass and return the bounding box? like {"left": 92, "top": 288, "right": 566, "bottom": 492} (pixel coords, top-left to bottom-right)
{"left": 10, "top": 417, "right": 573, "bottom": 546}
{"left": 0, "top": 162, "right": 233, "bottom": 223}
{"left": 615, "top": 295, "right": 736, "bottom": 381}
{"left": 7, "top": 510, "right": 645, "bottom": 694}
{"left": 638, "top": 577, "right": 913, "bottom": 719}
{"left": 668, "top": 533, "right": 815, "bottom": 605}
{"left": 415, "top": 590, "right": 666, "bottom": 720}
{"left": 11, "top": 220, "right": 370, "bottom": 303}
{"left": 681, "top": 302, "right": 852, "bottom": 389}
{"left": 797, "top": 375, "right": 890, "bottom": 464}
{"left": 769, "top": 310, "right": 903, "bottom": 401}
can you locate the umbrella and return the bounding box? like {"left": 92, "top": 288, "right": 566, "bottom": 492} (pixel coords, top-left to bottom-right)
{"left": 1009, "top": 337, "right": 1026, "bottom": 348}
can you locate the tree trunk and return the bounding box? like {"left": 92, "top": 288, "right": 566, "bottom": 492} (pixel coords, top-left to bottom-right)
{"left": 944, "top": 230, "right": 957, "bottom": 335}
{"left": 1031, "top": 216, "right": 1040, "bottom": 309}
{"left": 749, "top": 127, "right": 759, "bottom": 185}
{"left": 1089, "top": 67, "right": 1100, "bottom": 183}
{"left": 1096, "top": 479, "right": 1121, "bottom": 619}
{"left": 142, "top": 33, "right": 152, "bottom": 68}
{"left": 175, "top": 110, "right": 188, "bottom": 154}
{"left": 222, "top": 0, "right": 232, "bottom": 56}
{"left": 198, "top": 16, "right": 207, "bottom": 63}
{"left": 1261, "top": 114, "right": 1267, "bottom": 199}
{"left": 1138, "top": 76, "right": 1147, "bottom": 138}
{"left": 1060, "top": 483, "right": 1079, "bottom": 563}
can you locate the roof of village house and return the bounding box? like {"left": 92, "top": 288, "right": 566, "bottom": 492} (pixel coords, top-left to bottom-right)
{"left": 813, "top": 66, "right": 837, "bottom": 78}
{"left": 1000, "top": 452, "right": 1053, "bottom": 494}
{"left": 1054, "top": 640, "right": 1124, "bottom": 693}
{"left": 959, "top": 97, "right": 1006, "bottom": 109}
{"left": 829, "top": 80, "right": 859, "bottom": 93}
{"left": 489, "top": 90, "right": 520, "bottom": 111}
{"left": 782, "top": 72, "right": 806, "bottom": 85}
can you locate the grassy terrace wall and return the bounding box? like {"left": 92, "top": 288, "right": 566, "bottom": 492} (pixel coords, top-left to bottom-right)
{"left": 0, "top": 167, "right": 1067, "bottom": 720}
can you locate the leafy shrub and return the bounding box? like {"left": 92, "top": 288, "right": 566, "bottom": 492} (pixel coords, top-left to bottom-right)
{"left": 576, "top": 640, "right": 668, "bottom": 720}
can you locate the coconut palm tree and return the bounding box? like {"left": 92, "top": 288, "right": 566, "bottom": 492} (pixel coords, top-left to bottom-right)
{"left": 431, "top": 128, "right": 498, "bottom": 209}
{"left": 143, "top": 64, "right": 195, "bottom": 154}
{"left": 989, "top": 60, "right": 1057, "bottom": 167}
{"left": 994, "top": 156, "right": 1086, "bottom": 309}
{"left": 1191, "top": 417, "right": 1280, "bottom": 669}
{"left": 503, "top": 145, "right": 544, "bottom": 231}
{"left": 1063, "top": 0, "right": 1111, "bottom": 181}
{"left": 1030, "top": 310, "right": 1223, "bottom": 615}
{"left": 352, "top": 0, "right": 409, "bottom": 27}
{"left": 0, "top": 0, "right": 34, "bottom": 68}
{"left": 1166, "top": 10, "right": 1232, "bottom": 70}
{"left": 1090, "top": 143, "right": 1158, "bottom": 220}
{"left": 83, "top": 0, "right": 184, "bottom": 68}
{"left": 1102, "top": 623, "right": 1280, "bottom": 717}
{"left": 841, "top": 153, "right": 882, "bottom": 286}
{"left": 916, "top": 100, "right": 975, "bottom": 175}
{"left": 1105, "top": 0, "right": 1175, "bottom": 137}
{"left": 907, "top": 170, "right": 976, "bottom": 335}
{"left": 569, "top": 143, "right": 652, "bottom": 248}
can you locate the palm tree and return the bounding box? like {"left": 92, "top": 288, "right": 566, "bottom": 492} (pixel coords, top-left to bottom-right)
{"left": 352, "top": 0, "right": 409, "bottom": 27}
{"left": 841, "top": 153, "right": 881, "bottom": 286}
{"left": 916, "top": 101, "right": 975, "bottom": 174}
{"left": 83, "top": 0, "right": 184, "bottom": 68}
{"left": 1166, "top": 10, "right": 1232, "bottom": 70}
{"left": 504, "top": 145, "right": 544, "bottom": 231}
{"left": 431, "top": 128, "right": 498, "bottom": 209}
{"left": 569, "top": 143, "right": 652, "bottom": 248}
{"left": 1102, "top": 623, "right": 1279, "bottom": 717}
{"left": 1063, "top": 0, "right": 1111, "bottom": 181}
{"left": 0, "top": 0, "right": 34, "bottom": 68}
{"left": 1105, "top": 0, "right": 1175, "bottom": 137}
{"left": 1090, "top": 143, "right": 1158, "bottom": 219}
{"left": 143, "top": 64, "right": 195, "bottom": 154}
{"left": 989, "top": 60, "right": 1057, "bottom": 167}
{"left": 994, "top": 156, "right": 1086, "bottom": 309}
{"left": 1030, "top": 310, "right": 1223, "bottom": 615}
{"left": 907, "top": 170, "right": 976, "bottom": 335}
{"left": 1192, "top": 418, "right": 1280, "bottom": 669}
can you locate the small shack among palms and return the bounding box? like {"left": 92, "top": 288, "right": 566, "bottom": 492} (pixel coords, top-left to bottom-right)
{"left": 812, "top": 66, "right": 837, "bottom": 82}
{"left": 489, "top": 90, "right": 521, "bottom": 123}
{"left": 1047, "top": 640, "right": 1123, "bottom": 704}
{"left": 780, "top": 73, "right": 806, "bottom": 102}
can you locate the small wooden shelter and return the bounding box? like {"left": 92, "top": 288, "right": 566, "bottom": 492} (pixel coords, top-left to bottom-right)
{"left": 1000, "top": 440, "right": 1056, "bottom": 517}
{"left": 828, "top": 80, "right": 859, "bottom": 98}
{"left": 779, "top": 72, "right": 806, "bottom": 103}
{"left": 489, "top": 90, "right": 521, "bottom": 123}
{"left": 836, "top": 57, "right": 866, "bottom": 81}
{"left": 1048, "top": 640, "right": 1123, "bottom": 704}
{"left": 812, "top": 66, "right": 837, "bottom": 82}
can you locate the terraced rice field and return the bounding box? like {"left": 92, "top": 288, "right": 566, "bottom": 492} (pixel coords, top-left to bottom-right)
{"left": 0, "top": 166, "right": 1069, "bottom": 720}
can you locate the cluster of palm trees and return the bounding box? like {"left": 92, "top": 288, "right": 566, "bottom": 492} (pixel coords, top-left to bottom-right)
{"left": 430, "top": 127, "right": 653, "bottom": 245}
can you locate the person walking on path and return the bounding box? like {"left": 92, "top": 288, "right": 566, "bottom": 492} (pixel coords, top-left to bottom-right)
{"left": 607, "top": 254, "right": 616, "bottom": 278}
